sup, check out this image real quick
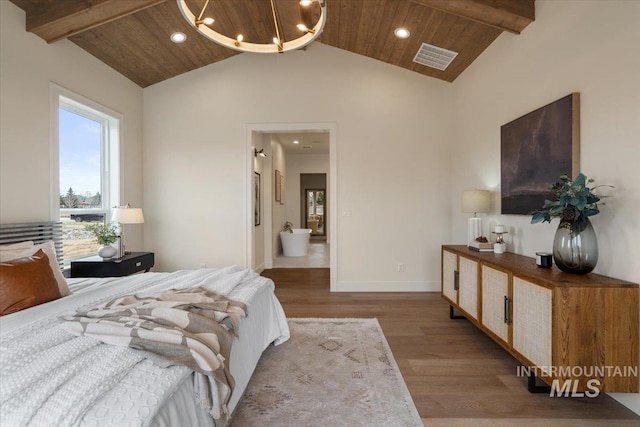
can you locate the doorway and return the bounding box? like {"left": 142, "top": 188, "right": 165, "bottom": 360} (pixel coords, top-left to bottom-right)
{"left": 246, "top": 122, "right": 337, "bottom": 290}
{"left": 301, "top": 174, "right": 327, "bottom": 240}
{"left": 305, "top": 189, "right": 325, "bottom": 236}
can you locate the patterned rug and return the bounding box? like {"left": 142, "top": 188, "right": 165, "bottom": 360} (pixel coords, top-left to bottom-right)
{"left": 230, "top": 318, "right": 422, "bottom": 426}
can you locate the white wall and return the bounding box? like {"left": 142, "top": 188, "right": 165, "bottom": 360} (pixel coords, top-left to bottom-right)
{"left": 452, "top": 0, "right": 640, "bottom": 283}
{"left": 0, "top": 2, "right": 145, "bottom": 249}
{"left": 451, "top": 0, "right": 640, "bottom": 412}
{"left": 144, "top": 43, "right": 452, "bottom": 290}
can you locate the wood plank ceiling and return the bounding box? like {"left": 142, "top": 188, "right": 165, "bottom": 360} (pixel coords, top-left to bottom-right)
{"left": 9, "top": 0, "right": 535, "bottom": 88}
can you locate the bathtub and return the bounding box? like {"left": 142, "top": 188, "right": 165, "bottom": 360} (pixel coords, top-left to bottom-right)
{"left": 280, "top": 228, "right": 311, "bottom": 257}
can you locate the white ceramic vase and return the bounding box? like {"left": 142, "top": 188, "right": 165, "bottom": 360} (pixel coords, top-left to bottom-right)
{"left": 98, "top": 245, "right": 117, "bottom": 259}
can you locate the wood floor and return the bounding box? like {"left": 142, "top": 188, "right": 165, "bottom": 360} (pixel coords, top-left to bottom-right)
{"left": 261, "top": 268, "right": 640, "bottom": 427}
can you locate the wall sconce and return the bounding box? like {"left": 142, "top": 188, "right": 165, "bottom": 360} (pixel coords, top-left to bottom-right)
{"left": 254, "top": 148, "right": 266, "bottom": 158}
{"left": 462, "top": 189, "right": 490, "bottom": 246}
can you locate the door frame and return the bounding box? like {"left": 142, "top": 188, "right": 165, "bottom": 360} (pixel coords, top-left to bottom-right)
{"left": 245, "top": 122, "right": 337, "bottom": 291}
{"left": 303, "top": 187, "right": 327, "bottom": 237}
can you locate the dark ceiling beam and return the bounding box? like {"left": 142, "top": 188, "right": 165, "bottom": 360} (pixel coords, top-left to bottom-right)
{"left": 25, "top": 0, "right": 168, "bottom": 43}
{"left": 411, "top": 0, "right": 535, "bottom": 34}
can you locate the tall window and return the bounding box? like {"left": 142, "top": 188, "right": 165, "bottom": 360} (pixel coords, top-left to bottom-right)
{"left": 52, "top": 85, "right": 121, "bottom": 264}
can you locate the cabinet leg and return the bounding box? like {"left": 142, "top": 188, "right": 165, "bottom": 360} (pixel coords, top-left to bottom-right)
{"left": 527, "top": 372, "right": 551, "bottom": 393}
{"left": 449, "top": 305, "right": 465, "bottom": 320}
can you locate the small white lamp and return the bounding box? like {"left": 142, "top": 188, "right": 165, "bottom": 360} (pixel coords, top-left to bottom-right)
{"left": 462, "top": 190, "right": 491, "bottom": 246}
{"left": 111, "top": 204, "right": 144, "bottom": 257}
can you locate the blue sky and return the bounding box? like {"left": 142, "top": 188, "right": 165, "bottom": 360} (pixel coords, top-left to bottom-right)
{"left": 59, "top": 108, "right": 101, "bottom": 197}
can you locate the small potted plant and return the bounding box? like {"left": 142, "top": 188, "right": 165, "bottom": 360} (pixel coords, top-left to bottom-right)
{"left": 529, "top": 173, "right": 612, "bottom": 274}
{"left": 85, "top": 222, "right": 120, "bottom": 259}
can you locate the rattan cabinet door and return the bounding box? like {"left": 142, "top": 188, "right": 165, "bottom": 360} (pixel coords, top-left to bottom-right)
{"left": 512, "top": 277, "right": 552, "bottom": 368}
{"left": 458, "top": 257, "right": 478, "bottom": 320}
{"left": 481, "top": 265, "right": 509, "bottom": 344}
{"left": 442, "top": 250, "right": 458, "bottom": 303}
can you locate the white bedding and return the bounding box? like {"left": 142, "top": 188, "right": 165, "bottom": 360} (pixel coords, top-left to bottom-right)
{"left": 0, "top": 267, "right": 290, "bottom": 426}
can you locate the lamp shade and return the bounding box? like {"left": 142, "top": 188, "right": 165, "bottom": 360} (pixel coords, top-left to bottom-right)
{"left": 111, "top": 206, "right": 144, "bottom": 224}
{"left": 462, "top": 190, "right": 491, "bottom": 214}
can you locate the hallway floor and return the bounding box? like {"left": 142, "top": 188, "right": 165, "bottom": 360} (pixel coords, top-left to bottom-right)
{"left": 272, "top": 242, "right": 329, "bottom": 268}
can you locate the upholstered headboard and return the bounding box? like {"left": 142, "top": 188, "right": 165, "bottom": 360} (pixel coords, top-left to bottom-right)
{"left": 0, "top": 222, "right": 63, "bottom": 267}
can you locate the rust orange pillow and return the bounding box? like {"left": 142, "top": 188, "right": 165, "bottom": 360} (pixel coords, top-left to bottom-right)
{"left": 0, "top": 249, "right": 62, "bottom": 316}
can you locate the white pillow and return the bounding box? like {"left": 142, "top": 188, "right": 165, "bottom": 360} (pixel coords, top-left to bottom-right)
{"left": 0, "top": 241, "right": 70, "bottom": 296}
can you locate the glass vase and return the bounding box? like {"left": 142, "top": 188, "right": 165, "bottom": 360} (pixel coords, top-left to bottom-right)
{"left": 552, "top": 218, "right": 598, "bottom": 274}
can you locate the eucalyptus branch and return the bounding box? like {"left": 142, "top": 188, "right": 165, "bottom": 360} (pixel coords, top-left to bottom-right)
{"left": 85, "top": 222, "right": 120, "bottom": 245}
{"left": 529, "top": 173, "right": 614, "bottom": 232}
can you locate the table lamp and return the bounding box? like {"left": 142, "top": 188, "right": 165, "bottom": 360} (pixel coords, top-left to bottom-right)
{"left": 462, "top": 190, "right": 490, "bottom": 246}
{"left": 111, "top": 204, "right": 144, "bottom": 257}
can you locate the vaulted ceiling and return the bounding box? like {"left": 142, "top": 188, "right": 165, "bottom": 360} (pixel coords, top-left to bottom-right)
{"left": 10, "top": 0, "right": 535, "bottom": 88}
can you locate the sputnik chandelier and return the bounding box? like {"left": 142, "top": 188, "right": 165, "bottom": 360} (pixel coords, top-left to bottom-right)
{"left": 176, "top": 0, "right": 327, "bottom": 53}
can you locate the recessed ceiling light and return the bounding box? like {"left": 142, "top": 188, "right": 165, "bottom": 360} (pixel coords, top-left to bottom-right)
{"left": 170, "top": 32, "right": 187, "bottom": 43}
{"left": 203, "top": 17, "right": 214, "bottom": 25}
{"left": 293, "top": 140, "right": 299, "bottom": 144}
{"left": 394, "top": 28, "right": 410, "bottom": 39}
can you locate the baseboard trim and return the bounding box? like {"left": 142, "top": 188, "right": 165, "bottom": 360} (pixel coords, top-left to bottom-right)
{"left": 335, "top": 281, "right": 440, "bottom": 292}
{"left": 607, "top": 392, "right": 640, "bottom": 416}
{"left": 254, "top": 262, "right": 265, "bottom": 273}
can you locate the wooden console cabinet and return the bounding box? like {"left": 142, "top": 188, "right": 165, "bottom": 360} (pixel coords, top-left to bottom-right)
{"left": 442, "top": 245, "right": 639, "bottom": 393}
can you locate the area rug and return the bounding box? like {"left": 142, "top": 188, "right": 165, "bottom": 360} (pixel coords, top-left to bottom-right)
{"left": 230, "top": 318, "right": 422, "bottom": 426}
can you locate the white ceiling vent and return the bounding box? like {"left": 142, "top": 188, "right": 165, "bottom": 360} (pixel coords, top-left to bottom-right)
{"left": 413, "top": 43, "right": 458, "bottom": 71}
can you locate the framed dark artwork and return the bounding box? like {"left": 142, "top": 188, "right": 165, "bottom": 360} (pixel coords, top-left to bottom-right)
{"left": 275, "top": 169, "right": 281, "bottom": 202}
{"left": 254, "top": 172, "right": 261, "bottom": 226}
{"left": 501, "top": 93, "right": 580, "bottom": 215}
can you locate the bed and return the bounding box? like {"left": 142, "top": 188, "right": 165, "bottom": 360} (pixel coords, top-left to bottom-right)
{"left": 0, "top": 223, "right": 290, "bottom": 427}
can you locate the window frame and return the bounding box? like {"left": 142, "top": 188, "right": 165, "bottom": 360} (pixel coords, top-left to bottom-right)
{"left": 50, "top": 83, "right": 122, "bottom": 263}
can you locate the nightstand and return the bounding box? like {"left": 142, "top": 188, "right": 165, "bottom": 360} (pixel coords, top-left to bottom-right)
{"left": 70, "top": 252, "right": 154, "bottom": 278}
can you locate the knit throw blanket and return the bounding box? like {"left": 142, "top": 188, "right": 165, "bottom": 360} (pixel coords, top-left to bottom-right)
{"left": 62, "top": 287, "right": 247, "bottom": 420}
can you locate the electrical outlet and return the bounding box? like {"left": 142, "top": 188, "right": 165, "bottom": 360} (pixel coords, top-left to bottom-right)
{"left": 342, "top": 209, "right": 352, "bottom": 217}
{"left": 397, "top": 263, "right": 405, "bottom": 272}
{"left": 199, "top": 263, "right": 206, "bottom": 269}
